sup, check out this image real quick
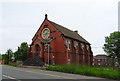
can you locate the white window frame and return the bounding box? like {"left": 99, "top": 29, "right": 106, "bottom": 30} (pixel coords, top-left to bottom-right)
{"left": 87, "top": 45, "right": 89, "bottom": 51}
{"left": 65, "top": 39, "right": 70, "bottom": 50}
{"left": 81, "top": 43, "right": 84, "bottom": 54}
{"left": 74, "top": 41, "right": 78, "bottom": 49}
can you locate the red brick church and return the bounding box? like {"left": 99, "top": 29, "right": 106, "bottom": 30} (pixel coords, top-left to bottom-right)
{"left": 27, "top": 14, "right": 93, "bottom": 65}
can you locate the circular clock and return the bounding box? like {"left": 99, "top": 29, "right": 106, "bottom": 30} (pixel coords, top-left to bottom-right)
{"left": 41, "top": 28, "right": 50, "bottom": 39}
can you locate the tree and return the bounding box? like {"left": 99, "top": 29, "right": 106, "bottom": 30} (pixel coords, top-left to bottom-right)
{"left": 14, "top": 42, "right": 29, "bottom": 61}
{"left": 2, "top": 49, "right": 14, "bottom": 64}
{"left": 2, "top": 54, "right": 9, "bottom": 64}
{"left": 0, "top": 54, "right": 2, "bottom": 60}
{"left": 103, "top": 31, "right": 120, "bottom": 66}
{"left": 6, "top": 49, "right": 14, "bottom": 63}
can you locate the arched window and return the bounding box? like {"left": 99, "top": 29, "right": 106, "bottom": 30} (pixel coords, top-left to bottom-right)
{"left": 81, "top": 43, "right": 84, "bottom": 54}
{"left": 35, "top": 44, "right": 40, "bottom": 56}
{"left": 87, "top": 45, "right": 89, "bottom": 51}
{"left": 65, "top": 38, "right": 70, "bottom": 50}
{"left": 74, "top": 41, "right": 78, "bottom": 49}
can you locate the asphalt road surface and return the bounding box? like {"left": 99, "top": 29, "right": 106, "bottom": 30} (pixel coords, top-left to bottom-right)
{"left": 1, "top": 65, "right": 117, "bottom": 81}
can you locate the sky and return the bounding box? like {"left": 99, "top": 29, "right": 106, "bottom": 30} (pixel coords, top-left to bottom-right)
{"left": 0, "top": 0, "right": 119, "bottom": 55}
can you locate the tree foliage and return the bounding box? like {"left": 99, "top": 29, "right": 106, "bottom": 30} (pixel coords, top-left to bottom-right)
{"left": 14, "top": 42, "right": 29, "bottom": 61}
{"left": 0, "top": 54, "right": 2, "bottom": 60}
{"left": 103, "top": 31, "right": 120, "bottom": 65}
{"left": 2, "top": 42, "right": 29, "bottom": 64}
{"left": 6, "top": 49, "right": 14, "bottom": 62}
{"left": 2, "top": 49, "right": 14, "bottom": 64}
{"left": 2, "top": 54, "right": 9, "bottom": 64}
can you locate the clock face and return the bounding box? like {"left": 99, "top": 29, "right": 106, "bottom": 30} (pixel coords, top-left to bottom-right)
{"left": 42, "top": 28, "right": 50, "bottom": 39}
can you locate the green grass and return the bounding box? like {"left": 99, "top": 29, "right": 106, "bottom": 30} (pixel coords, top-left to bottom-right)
{"left": 2, "top": 64, "right": 19, "bottom": 67}
{"left": 46, "top": 64, "right": 120, "bottom": 80}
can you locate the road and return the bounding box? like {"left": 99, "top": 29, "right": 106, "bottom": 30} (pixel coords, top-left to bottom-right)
{"left": 1, "top": 65, "right": 117, "bottom": 81}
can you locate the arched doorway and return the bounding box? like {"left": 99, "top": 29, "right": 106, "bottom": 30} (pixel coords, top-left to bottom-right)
{"left": 35, "top": 44, "right": 40, "bottom": 56}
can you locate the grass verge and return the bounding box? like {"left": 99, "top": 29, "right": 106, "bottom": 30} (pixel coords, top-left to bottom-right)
{"left": 2, "top": 64, "right": 19, "bottom": 67}
{"left": 46, "top": 64, "right": 120, "bottom": 80}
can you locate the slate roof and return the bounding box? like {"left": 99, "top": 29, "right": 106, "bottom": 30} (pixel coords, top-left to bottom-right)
{"left": 94, "top": 55, "right": 107, "bottom": 59}
{"left": 48, "top": 20, "right": 90, "bottom": 44}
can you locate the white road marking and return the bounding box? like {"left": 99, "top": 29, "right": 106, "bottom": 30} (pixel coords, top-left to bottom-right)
{"left": 3, "top": 75, "right": 21, "bottom": 81}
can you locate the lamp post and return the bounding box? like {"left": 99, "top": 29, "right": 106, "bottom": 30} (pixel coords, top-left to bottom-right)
{"left": 47, "top": 44, "right": 50, "bottom": 65}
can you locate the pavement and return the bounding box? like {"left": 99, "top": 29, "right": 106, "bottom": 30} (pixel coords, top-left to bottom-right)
{"left": 1, "top": 65, "right": 117, "bottom": 81}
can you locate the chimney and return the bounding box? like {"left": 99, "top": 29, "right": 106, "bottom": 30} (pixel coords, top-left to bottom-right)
{"left": 74, "top": 30, "right": 78, "bottom": 33}
{"left": 45, "top": 14, "right": 48, "bottom": 20}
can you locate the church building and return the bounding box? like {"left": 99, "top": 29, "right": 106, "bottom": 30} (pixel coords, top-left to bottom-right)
{"left": 27, "top": 14, "right": 93, "bottom": 65}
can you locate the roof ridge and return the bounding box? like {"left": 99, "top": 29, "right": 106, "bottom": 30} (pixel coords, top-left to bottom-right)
{"left": 48, "top": 20, "right": 75, "bottom": 32}
{"left": 48, "top": 20, "right": 90, "bottom": 44}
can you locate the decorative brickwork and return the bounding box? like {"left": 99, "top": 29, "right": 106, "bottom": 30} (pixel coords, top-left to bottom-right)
{"left": 27, "top": 14, "right": 93, "bottom": 65}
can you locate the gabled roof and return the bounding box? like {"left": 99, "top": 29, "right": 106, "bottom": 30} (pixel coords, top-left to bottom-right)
{"left": 48, "top": 20, "right": 90, "bottom": 44}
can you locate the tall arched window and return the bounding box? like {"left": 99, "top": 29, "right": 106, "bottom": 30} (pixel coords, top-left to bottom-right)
{"left": 65, "top": 38, "right": 70, "bottom": 50}
{"left": 35, "top": 44, "right": 40, "bottom": 56}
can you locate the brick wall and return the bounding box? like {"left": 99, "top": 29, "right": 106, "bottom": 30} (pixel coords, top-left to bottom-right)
{"left": 28, "top": 19, "right": 93, "bottom": 65}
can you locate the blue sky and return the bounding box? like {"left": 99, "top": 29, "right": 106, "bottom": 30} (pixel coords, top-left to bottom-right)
{"left": 0, "top": 0, "right": 119, "bottom": 55}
